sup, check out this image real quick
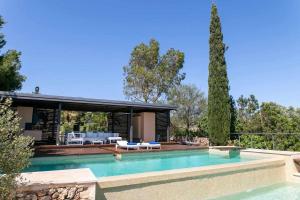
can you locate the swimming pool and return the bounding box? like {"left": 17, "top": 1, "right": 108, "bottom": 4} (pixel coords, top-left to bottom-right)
{"left": 214, "top": 182, "right": 300, "bottom": 200}
{"left": 25, "top": 150, "right": 257, "bottom": 178}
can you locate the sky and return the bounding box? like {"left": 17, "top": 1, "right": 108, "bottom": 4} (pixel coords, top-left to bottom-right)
{"left": 0, "top": 0, "right": 300, "bottom": 107}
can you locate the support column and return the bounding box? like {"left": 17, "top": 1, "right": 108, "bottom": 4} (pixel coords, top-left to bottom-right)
{"left": 111, "top": 112, "right": 115, "bottom": 133}
{"left": 56, "top": 103, "right": 62, "bottom": 146}
{"left": 52, "top": 108, "right": 56, "bottom": 139}
{"left": 167, "top": 111, "right": 170, "bottom": 142}
{"left": 129, "top": 108, "right": 133, "bottom": 142}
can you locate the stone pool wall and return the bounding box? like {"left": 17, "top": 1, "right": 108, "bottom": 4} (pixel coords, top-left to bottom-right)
{"left": 19, "top": 168, "right": 97, "bottom": 200}
{"left": 16, "top": 184, "right": 90, "bottom": 200}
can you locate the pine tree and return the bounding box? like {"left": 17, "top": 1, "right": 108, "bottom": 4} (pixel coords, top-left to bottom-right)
{"left": 208, "top": 4, "right": 230, "bottom": 145}
{"left": 0, "top": 16, "right": 26, "bottom": 91}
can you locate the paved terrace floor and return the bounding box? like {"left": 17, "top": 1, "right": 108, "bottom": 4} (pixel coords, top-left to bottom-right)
{"left": 34, "top": 143, "right": 208, "bottom": 157}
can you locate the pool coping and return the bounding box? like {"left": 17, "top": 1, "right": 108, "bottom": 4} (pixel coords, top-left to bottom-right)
{"left": 241, "top": 148, "right": 300, "bottom": 156}
{"left": 20, "top": 168, "right": 97, "bottom": 186}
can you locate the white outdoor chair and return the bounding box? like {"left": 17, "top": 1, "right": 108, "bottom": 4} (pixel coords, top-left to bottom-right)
{"left": 66, "top": 132, "right": 84, "bottom": 145}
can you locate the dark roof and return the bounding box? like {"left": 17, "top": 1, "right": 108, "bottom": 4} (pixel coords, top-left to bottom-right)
{"left": 0, "top": 91, "right": 176, "bottom": 112}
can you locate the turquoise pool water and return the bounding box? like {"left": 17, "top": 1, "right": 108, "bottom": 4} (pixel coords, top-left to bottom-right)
{"left": 214, "top": 183, "right": 300, "bottom": 200}
{"left": 25, "top": 150, "right": 256, "bottom": 178}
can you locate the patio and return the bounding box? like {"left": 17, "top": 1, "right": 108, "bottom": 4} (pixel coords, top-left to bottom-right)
{"left": 34, "top": 143, "right": 208, "bottom": 157}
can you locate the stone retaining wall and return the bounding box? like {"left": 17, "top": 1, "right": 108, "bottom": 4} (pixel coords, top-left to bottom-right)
{"left": 19, "top": 168, "right": 96, "bottom": 200}
{"left": 17, "top": 184, "right": 90, "bottom": 200}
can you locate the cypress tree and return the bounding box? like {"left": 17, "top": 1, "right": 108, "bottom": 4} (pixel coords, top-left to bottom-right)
{"left": 208, "top": 4, "right": 230, "bottom": 145}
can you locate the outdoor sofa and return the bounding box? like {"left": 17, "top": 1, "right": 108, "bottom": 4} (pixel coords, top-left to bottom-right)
{"left": 66, "top": 132, "right": 121, "bottom": 145}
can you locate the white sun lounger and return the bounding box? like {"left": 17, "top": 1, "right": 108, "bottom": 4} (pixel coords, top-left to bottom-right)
{"left": 138, "top": 142, "right": 161, "bottom": 149}
{"left": 115, "top": 141, "right": 140, "bottom": 151}
{"left": 147, "top": 142, "right": 161, "bottom": 149}
{"left": 139, "top": 142, "right": 150, "bottom": 150}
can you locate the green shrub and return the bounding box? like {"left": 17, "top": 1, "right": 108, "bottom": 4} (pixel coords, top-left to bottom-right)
{"left": 234, "top": 134, "right": 300, "bottom": 151}
{"left": 0, "top": 98, "right": 33, "bottom": 200}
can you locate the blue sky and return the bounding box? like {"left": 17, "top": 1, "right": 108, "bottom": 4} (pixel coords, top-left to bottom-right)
{"left": 1, "top": 0, "right": 300, "bottom": 107}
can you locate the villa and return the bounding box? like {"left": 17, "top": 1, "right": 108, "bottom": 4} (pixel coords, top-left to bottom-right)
{"left": 0, "top": 91, "right": 174, "bottom": 145}
{"left": 1, "top": 90, "right": 300, "bottom": 200}
{"left": 2, "top": 91, "right": 300, "bottom": 200}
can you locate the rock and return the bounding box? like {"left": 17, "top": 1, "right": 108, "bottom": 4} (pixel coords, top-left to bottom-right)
{"left": 58, "top": 189, "right": 68, "bottom": 200}
{"left": 67, "top": 187, "right": 77, "bottom": 199}
{"left": 48, "top": 188, "right": 56, "bottom": 195}
{"left": 16, "top": 193, "right": 24, "bottom": 198}
{"left": 37, "top": 190, "right": 47, "bottom": 197}
{"left": 24, "top": 194, "right": 31, "bottom": 200}
{"left": 39, "top": 196, "right": 51, "bottom": 200}
{"left": 52, "top": 192, "right": 59, "bottom": 199}
{"left": 57, "top": 188, "right": 64, "bottom": 193}
{"left": 77, "top": 186, "right": 84, "bottom": 192}
{"left": 32, "top": 194, "right": 38, "bottom": 200}
{"left": 74, "top": 193, "right": 80, "bottom": 200}
{"left": 25, "top": 194, "right": 37, "bottom": 200}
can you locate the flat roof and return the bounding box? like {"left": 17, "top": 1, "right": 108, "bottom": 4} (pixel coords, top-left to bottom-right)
{"left": 0, "top": 91, "right": 176, "bottom": 112}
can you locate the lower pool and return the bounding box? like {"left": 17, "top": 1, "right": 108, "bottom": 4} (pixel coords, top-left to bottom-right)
{"left": 215, "top": 183, "right": 300, "bottom": 200}
{"left": 25, "top": 150, "right": 256, "bottom": 178}
{"left": 214, "top": 182, "right": 300, "bottom": 200}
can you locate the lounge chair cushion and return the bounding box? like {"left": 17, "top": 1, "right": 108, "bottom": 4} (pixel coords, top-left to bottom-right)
{"left": 149, "top": 141, "right": 159, "bottom": 144}
{"left": 128, "top": 142, "right": 137, "bottom": 145}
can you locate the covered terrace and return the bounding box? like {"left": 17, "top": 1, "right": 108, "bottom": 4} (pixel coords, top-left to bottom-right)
{"left": 0, "top": 91, "right": 176, "bottom": 145}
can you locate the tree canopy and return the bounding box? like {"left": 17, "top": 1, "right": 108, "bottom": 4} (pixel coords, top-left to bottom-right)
{"left": 236, "top": 95, "right": 261, "bottom": 133}
{"left": 0, "top": 16, "right": 26, "bottom": 91}
{"left": 168, "top": 84, "right": 207, "bottom": 134}
{"left": 207, "top": 4, "right": 230, "bottom": 145}
{"left": 123, "top": 39, "right": 185, "bottom": 103}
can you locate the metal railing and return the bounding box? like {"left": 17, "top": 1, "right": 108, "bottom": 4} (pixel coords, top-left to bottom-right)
{"left": 231, "top": 133, "right": 300, "bottom": 150}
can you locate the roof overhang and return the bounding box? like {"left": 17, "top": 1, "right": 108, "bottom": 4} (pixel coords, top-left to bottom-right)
{"left": 0, "top": 91, "right": 176, "bottom": 112}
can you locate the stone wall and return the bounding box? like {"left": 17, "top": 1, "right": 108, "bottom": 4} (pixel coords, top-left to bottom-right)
{"left": 19, "top": 168, "right": 96, "bottom": 200}
{"left": 16, "top": 184, "right": 90, "bottom": 200}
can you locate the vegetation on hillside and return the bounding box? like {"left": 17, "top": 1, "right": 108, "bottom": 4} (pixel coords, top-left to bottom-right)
{"left": 232, "top": 95, "right": 300, "bottom": 150}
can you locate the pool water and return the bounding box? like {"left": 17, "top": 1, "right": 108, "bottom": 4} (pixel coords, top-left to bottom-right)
{"left": 25, "top": 150, "right": 256, "bottom": 178}
{"left": 214, "top": 183, "right": 300, "bottom": 200}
